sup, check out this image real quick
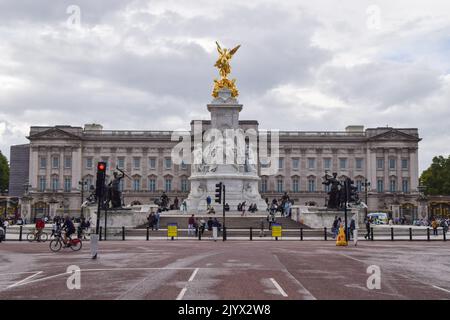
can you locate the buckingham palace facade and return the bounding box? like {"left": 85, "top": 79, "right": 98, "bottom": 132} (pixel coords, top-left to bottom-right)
{"left": 11, "top": 122, "right": 421, "bottom": 221}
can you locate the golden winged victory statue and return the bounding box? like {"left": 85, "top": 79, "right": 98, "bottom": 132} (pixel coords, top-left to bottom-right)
{"left": 212, "top": 41, "right": 240, "bottom": 98}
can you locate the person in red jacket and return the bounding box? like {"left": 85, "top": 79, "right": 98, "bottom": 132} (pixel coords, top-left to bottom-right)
{"left": 35, "top": 218, "right": 45, "bottom": 240}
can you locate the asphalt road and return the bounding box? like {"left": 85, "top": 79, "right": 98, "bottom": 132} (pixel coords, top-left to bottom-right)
{"left": 1, "top": 240, "right": 450, "bottom": 300}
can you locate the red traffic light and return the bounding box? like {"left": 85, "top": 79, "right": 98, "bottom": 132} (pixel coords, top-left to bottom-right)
{"left": 97, "top": 162, "right": 106, "bottom": 171}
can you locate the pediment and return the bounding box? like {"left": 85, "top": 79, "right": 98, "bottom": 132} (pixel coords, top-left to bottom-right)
{"left": 368, "top": 129, "right": 420, "bottom": 142}
{"left": 28, "top": 128, "right": 81, "bottom": 140}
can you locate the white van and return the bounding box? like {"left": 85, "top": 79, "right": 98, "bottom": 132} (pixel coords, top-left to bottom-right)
{"left": 367, "top": 212, "right": 388, "bottom": 225}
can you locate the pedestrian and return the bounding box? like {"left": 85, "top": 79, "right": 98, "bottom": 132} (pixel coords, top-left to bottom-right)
{"left": 432, "top": 219, "right": 439, "bottom": 236}
{"left": 207, "top": 217, "right": 213, "bottom": 232}
{"left": 364, "top": 218, "right": 371, "bottom": 239}
{"left": 241, "top": 201, "right": 246, "bottom": 217}
{"left": 155, "top": 209, "right": 161, "bottom": 230}
{"left": 349, "top": 218, "right": 356, "bottom": 240}
{"left": 200, "top": 218, "right": 206, "bottom": 235}
{"left": 188, "top": 214, "right": 195, "bottom": 236}
{"left": 332, "top": 216, "right": 338, "bottom": 239}
{"left": 148, "top": 212, "right": 156, "bottom": 231}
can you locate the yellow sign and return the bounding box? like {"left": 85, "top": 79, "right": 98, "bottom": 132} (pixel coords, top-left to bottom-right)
{"left": 167, "top": 224, "right": 178, "bottom": 238}
{"left": 272, "top": 224, "right": 282, "bottom": 238}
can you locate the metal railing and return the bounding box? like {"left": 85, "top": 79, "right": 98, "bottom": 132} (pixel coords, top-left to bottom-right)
{"left": 3, "top": 226, "right": 448, "bottom": 242}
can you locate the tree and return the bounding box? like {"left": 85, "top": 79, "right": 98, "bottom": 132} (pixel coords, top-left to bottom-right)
{"left": 420, "top": 155, "right": 450, "bottom": 195}
{"left": 0, "top": 150, "right": 9, "bottom": 192}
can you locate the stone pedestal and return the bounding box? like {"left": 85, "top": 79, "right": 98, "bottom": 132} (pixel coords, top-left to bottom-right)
{"left": 186, "top": 88, "right": 267, "bottom": 212}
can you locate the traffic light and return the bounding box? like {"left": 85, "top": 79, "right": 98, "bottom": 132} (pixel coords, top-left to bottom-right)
{"left": 215, "top": 182, "right": 222, "bottom": 204}
{"left": 95, "top": 162, "right": 107, "bottom": 199}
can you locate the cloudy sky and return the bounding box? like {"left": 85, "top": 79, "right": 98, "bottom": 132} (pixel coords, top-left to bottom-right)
{"left": 0, "top": 0, "right": 449, "bottom": 173}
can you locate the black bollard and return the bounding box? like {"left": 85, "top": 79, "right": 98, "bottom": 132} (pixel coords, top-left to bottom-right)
{"left": 122, "top": 226, "right": 125, "bottom": 241}
{"left": 427, "top": 228, "right": 430, "bottom": 241}
{"left": 391, "top": 227, "right": 394, "bottom": 241}
{"left": 409, "top": 227, "right": 412, "bottom": 241}
{"left": 146, "top": 227, "right": 149, "bottom": 241}
{"left": 19, "top": 226, "right": 23, "bottom": 242}
{"left": 250, "top": 227, "right": 253, "bottom": 241}
{"left": 324, "top": 227, "right": 327, "bottom": 241}
{"left": 300, "top": 228, "right": 303, "bottom": 241}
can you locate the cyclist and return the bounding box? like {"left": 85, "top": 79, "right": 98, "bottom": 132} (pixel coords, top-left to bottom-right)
{"left": 35, "top": 218, "right": 45, "bottom": 240}
{"left": 62, "top": 216, "right": 76, "bottom": 246}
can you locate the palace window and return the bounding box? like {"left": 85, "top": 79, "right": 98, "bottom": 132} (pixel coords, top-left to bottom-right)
{"left": 149, "top": 158, "right": 156, "bottom": 169}
{"left": 356, "top": 180, "right": 363, "bottom": 192}
{"left": 261, "top": 178, "right": 268, "bottom": 193}
{"left": 117, "top": 157, "right": 125, "bottom": 169}
{"left": 323, "top": 158, "right": 332, "bottom": 170}
{"left": 39, "top": 176, "right": 46, "bottom": 192}
{"left": 165, "top": 178, "right": 172, "bottom": 192}
{"left": 308, "top": 158, "right": 316, "bottom": 170}
{"left": 52, "top": 156, "right": 59, "bottom": 169}
{"left": 376, "top": 158, "right": 384, "bottom": 170}
{"left": 181, "top": 178, "right": 189, "bottom": 192}
{"left": 339, "top": 158, "right": 347, "bottom": 170}
{"left": 390, "top": 179, "right": 397, "bottom": 192}
{"left": 148, "top": 179, "right": 156, "bottom": 192}
{"left": 292, "top": 178, "right": 299, "bottom": 192}
{"left": 308, "top": 178, "right": 316, "bottom": 192}
{"left": 401, "top": 159, "right": 409, "bottom": 170}
{"left": 85, "top": 157, "right": 93, "bottom": 169}
{"left": 181, "top": 161, "right": 188, "bottom": 170}
{"left": 324, "top": 183, "right": 331, "bottom": 192}
{"left": 133, "top": 177, "right": 141, "bottom": 191}
{"left": 276, "top": 179, "right": 283, "bottom": 193}
{"left": 377, "top": 179, "right": 384, "bottom": 193}
{"left": 402, "top": 179, "right": 409, "bottom": 193}
{"left": 64, "top": 177, "right": 71, "bottom": 192}
{"left": 292, "top": 159, "right": 299, "bottom": 170}
{"left": 39, "top": 156, "right": 47, "bottom": 169}
{"left": 64, "top": 156, "right": 72, "bottom": 169}
{"left": 355, "top": 158, "right": 363, "bottom": 170}
{"left": 119, "top": 179, "right": 124, "bottom": 192}
{"left": 278, "top": 158, "right": 284, "bottom": 170}
{"left": 165, "top": 158, "right": 172, "bottom": 170}
{"left": 52, "top": 176, "right": 59, "bottom": 192}
{"left": 133, "top": 157, "right": 141, "bottom": 170}
{"left": 389, "top": 158, "right": 396, "bottom": 170}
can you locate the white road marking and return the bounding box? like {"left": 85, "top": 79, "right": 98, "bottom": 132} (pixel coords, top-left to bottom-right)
{"left": 188, "top": 268, "right": 199, "bottom": 282}
{"left": 432, "top": 285, "right": 450, "bottom": 294}
{"left": 7, "top": 271, "right": 43, "bottom": 288}
{"left": 0, "top": 271, "right": 42, "bottom": 277}
{"left": 176, "top": 288, "right": 187, "bottom": 300}
{"left": 176, "top": 268, "right": 200, "bottom": 300}
{"left": 270, "top": 278, "right": 288, "bottom": 297}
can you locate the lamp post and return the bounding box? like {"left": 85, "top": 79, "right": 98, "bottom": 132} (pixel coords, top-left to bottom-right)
{"left": 362, "top": 179, "right": 371, "bottom": 218}
{"left": 78, "top": 180, "right": 88, "bottom": 218}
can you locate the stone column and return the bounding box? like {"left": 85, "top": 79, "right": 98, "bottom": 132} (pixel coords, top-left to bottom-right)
{"left": 409, "top": 147, "right": 419, "bottom": 192}
{"left": 391, "top": 204, "right": 400, "bottom": 220}
{"left": 29, "top": 147, "right": 39, "bottom": 190}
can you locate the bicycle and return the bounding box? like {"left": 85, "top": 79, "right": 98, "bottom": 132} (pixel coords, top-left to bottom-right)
{"left": 27, "top": 229, "right": 48, "bottom": 242}
{"left": 49, "top": 230, "right": 82, "bottom": 252}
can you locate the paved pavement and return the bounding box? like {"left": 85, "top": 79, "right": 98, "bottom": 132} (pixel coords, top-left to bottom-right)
{"left": 0, "top": 240, "right": 450, "bottom": 300}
